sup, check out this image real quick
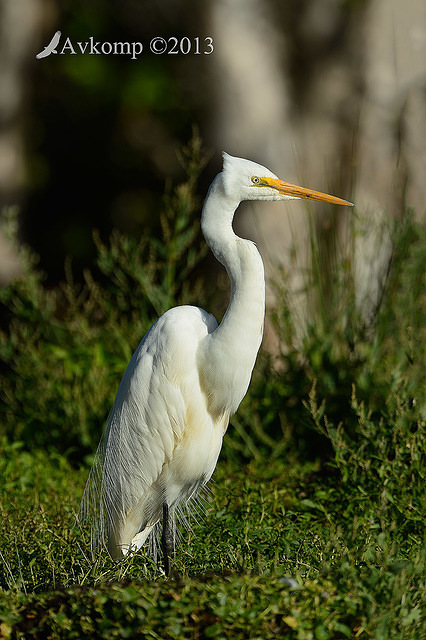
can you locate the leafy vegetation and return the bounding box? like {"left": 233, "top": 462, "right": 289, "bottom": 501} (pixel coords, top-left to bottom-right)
{"left": 0, "top": 136, "right": 209, "bottom": 460}
{"left": 0, "top": 140, "right": 424, "bottom": 638}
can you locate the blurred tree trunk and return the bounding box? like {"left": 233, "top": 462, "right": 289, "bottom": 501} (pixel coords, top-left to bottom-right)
{"left": 208, "top": 0, "right": 425, "bottom": 337}
{"left": 0, "top": 0, "right": 47, "bottom": 284}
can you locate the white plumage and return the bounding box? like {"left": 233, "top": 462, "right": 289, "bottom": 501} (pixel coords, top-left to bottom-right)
{"left": 80, "top": 152, "right": 352, "bottom": 571}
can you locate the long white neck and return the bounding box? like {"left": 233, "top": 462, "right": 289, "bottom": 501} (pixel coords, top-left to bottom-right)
{"left": 198, "top": 174, "right": 265, "bottom": 417}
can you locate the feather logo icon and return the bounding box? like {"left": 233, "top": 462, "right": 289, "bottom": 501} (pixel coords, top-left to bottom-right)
{"left": 36, "top": 31, "right": 61, "bottom": 59}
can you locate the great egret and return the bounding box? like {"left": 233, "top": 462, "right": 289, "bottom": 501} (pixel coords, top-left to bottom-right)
{"left": 81, "top": 153, "right": 352, "bottom": 574}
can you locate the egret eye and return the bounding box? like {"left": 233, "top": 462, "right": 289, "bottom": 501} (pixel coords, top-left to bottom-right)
{"left": 251, "top": 176, "right": 260, "bottom": 185}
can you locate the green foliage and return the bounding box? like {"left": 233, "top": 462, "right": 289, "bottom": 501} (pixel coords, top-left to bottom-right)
{"left": 0, "top": 142, "right": 424, "bottom": 639}
{"left": 0, "top": 438, "right": 84, "bottom": 594}
{"left": 228, "top": 210, "right": 425, "bottom": 463}
{"left": 0, "top": 452, "right": 423, "bottom": 639}
{"left": 0, "top": 135, "right": 209, "bottom": 458}
{"left": 304, "top": 379, "right": 424, "bottom": 538}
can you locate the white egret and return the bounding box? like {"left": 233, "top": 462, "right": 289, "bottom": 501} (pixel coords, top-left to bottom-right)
{"left": 81, "top": 153, "right": 352, "bottom": 574}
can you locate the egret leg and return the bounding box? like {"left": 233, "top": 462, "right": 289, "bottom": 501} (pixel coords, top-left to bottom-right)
{"left": 161, "top": 502, "right": 173, "bottom": 576}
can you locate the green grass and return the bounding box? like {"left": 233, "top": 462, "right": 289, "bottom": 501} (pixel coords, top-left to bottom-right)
{"left": 0, "top": 138, "right": 424, "bottom": 639}
{"left": 0, "top": 449, "right": 423, "bottom": 639}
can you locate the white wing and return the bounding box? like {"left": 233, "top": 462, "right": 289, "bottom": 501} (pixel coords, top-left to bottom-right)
{"left": 80, "top": 305, "right": 220, "bottom": 558}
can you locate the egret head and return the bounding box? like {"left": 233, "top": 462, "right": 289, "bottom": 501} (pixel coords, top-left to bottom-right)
{"left": 222, "top": 152, "right": 353, "bottom": 207}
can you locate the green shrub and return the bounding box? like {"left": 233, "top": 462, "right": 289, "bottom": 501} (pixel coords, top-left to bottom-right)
{"left": 0, "top": 135, "right": 209, "bottom": 459}
{"left": 0, "top": 156, "right": 424, "bottom": 638}
{"left": 227, "top": 210, "right": 425, "bottom": 463}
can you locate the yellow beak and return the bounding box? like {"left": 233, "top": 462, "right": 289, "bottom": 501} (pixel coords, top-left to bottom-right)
{"left": 264, "top": 177, "right": 354, "bottom": 207}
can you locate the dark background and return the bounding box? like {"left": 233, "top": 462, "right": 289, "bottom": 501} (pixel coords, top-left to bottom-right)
{"left": 0, "top": 0, "right": 424, "bottom": 284}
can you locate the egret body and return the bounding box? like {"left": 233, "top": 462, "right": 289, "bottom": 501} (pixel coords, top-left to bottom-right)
{"left": 81, "top": 153, "right": 352, "bottom": 573}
